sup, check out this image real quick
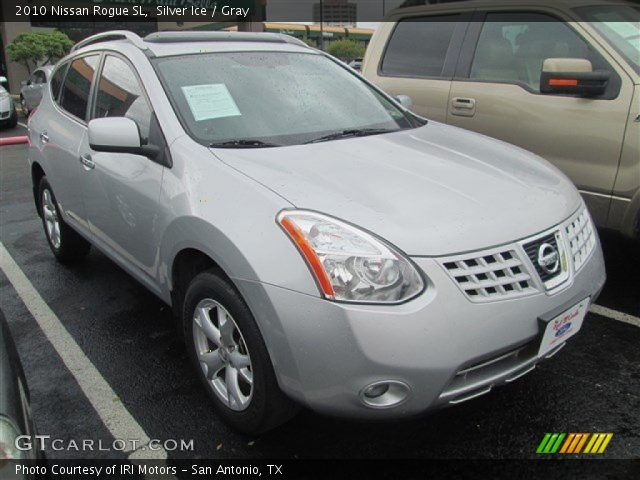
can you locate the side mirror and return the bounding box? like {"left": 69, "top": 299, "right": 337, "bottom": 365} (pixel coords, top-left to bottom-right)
{"left": 395, "top": 94, "right": 413, "bottom": 110}
{"left": 540, "top": 58, "right": 609, "bottom": 97}
{"left": 88, "top": 117, "right": 158, "bottom": 159}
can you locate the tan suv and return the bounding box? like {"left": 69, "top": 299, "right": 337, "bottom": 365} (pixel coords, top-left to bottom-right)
{"left": 363, "top": 0, "right": 640, "bottom": 239}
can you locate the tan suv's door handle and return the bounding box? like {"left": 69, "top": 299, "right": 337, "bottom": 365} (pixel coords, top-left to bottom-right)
{"left": 39, "top": 131, "right": 49, "bottom": 144}
{"left": 451, "top": 97, "right": 476, "bottom": 117}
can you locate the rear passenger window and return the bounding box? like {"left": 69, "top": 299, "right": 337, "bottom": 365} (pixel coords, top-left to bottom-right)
{"left": 50, "top": 63, "right": 68, "bottom": 102}
{"left": 381, "top": 15, "right": 461, "bottom": 78}
{"left": 59, "top": 55, "right": 99, "bottom": 120}
{"left": 93, "top": 55, "right": 152, "bottom": 141}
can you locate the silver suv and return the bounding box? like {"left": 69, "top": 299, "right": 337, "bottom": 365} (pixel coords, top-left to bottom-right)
{"left": 28, "top": 31, "right": 606, "bottom": 434}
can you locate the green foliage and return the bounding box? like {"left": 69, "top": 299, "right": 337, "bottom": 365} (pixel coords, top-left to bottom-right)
{"left": 301, "top": 38, "right": 317, "bottom": 48}
{"left": 325, "top": 40, "right": 365, "bottom": 61}
{"left": 6, "top": 31, "right": 74, "bottom": 74}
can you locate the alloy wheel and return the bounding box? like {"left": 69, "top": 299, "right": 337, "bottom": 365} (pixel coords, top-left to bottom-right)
{"left": 192, "top": 299, "right": 253, "bottom": 411}
{"left": 42, "top": 189, "right": 61, "bottom": 249}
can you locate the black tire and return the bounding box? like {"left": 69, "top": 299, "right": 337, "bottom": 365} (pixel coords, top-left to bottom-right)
{"left": 38, "top": 177, "right": 91, "bottom": 263}
{"left": 182, "top": 269, "right": 298, "bottom": 434}
{"left": 8, "top": 109, "right": 18, "bottom": 129}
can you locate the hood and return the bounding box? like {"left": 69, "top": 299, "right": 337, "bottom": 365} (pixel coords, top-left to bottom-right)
{"left": 212, "top": 122, "right": 581, "bottom": 256}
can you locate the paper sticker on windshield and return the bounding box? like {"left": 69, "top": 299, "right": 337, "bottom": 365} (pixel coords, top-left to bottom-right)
{"left": 181, "top": 84, "right": 241, "bottom": 121}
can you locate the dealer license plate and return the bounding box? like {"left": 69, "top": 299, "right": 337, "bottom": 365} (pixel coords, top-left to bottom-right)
{"left": 539, "top": 298, "right": 590, "bottom": 357}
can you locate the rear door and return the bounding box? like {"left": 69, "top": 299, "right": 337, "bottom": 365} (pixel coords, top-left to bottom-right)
{"left": 80, "top": 53, "right": 165, "bottom": 289}
{"left": 41, "top": 54, "right": 100, "bottom": 233}
{"left": 446, "top": 10, "right": 633, "bottom": 226}
{"left": 363, "top": 13, "right": 470, "bottom": 122}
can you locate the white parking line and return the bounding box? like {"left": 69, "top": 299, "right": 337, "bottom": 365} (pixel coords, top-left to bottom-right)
{"left": 18, "top": 122, "right": 28, "bottom": 129}
{"left": 0, "top": 242, "right": 169, "bottom": 463}
{"left": 591, "top": 304, "right": 640, "bottom": 328}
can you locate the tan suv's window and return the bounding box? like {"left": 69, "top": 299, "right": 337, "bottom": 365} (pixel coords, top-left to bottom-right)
{"left": 381, "top": 15, "right": 461, "bottom": 78}
{"left": 470, "top": 12, "right": 608, "bottom": 91}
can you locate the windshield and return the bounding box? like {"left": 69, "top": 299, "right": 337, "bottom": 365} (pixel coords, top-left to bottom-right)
{"left": 154, "top": 51, "right": 418, "bottom": 147}
{"left": 575, "top": 5, "right": 640, "bottom": 74}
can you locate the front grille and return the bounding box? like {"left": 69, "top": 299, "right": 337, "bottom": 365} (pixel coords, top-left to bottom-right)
{"left": 566, "top": 208, "right": 596, "bottom": 272}
{"left": 523, "top": 232, "right": 563, "bottom": 284}
{"left": 441, "top": 207, "right": 594, "bottom": 301}
{"left": 441, "top": 248, "right": 537, "bottom": 302}
{"left": 0, "top": 111, "right": 9, "bottom": 119}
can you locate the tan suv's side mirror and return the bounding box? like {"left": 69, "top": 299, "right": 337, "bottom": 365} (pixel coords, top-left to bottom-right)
{"left": 540, "top": 58, "right": 610, "bottom": 97}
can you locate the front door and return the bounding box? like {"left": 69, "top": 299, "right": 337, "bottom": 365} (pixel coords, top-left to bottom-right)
{"left": 447, "top": 11, "right": 633, "bottom": 225}
{"left": 80, "top": 54, "right": 164, "bottom": 286}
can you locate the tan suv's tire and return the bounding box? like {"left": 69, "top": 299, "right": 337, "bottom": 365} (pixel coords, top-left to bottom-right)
{"left": 182, "top": 269, "right": 298, "bottom": 434}
{"left": 38, "top": 177, "right": 91, "bottom": 263}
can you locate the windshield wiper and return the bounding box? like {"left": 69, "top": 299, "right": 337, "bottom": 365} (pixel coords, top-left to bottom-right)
{"left": 304, "top": 128, "right": 396, "bottom": 144}
{"left": 209, "top": 139, "right": 281, "bottom": 148}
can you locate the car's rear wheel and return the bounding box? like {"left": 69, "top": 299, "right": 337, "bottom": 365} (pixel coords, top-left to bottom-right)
{"left": 182, "top": 269, "right": 298, "bottom": 434}
{"left": 38, "top": 177, "right": 91, "bottom": 263}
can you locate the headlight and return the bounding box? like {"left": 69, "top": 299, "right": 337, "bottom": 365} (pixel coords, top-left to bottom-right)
{"left": 278, "top": 210, "right": 424, "bottom": 303}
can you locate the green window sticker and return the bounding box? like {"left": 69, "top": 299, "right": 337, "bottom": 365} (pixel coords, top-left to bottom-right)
{"left": 181, "top": 84, "right": 241, "bottom": 121}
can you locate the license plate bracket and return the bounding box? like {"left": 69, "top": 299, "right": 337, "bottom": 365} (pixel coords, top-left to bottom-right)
{"left": 538, "top": 297, "right": 590, "bottom": 358}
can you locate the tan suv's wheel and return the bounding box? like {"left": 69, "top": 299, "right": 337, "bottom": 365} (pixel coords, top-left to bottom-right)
{"left": 182, "top": 269, "right": 298, "bottom": 434}
{"left": 38, "top": 177, "right": 91, "bottom": 263}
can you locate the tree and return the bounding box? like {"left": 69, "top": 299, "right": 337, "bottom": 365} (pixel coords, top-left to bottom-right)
{"left": 302, "top": 38, "right": 317, "bottom": 48}
{"left": 6, "top": 31, "right": 73, "bottom": 74}
{"left": 325, "top": 40, "right": 366, "bottom": 62}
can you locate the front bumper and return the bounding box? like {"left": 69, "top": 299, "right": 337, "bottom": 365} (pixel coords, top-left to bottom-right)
{"left": 237, "top": 231, "right": 606, "bottom": 419}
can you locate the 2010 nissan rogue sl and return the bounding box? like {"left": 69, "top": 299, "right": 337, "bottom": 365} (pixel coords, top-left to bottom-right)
{"left": 28, "top": 31, "right": 606, "bottom": 434}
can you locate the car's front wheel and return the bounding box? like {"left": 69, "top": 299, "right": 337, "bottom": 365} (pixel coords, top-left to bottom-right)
{"left": 182, "top": 270, "right": 298, "bottom": 434}
{"left": 38, "top": 177, "right": 90, "bottom": 263}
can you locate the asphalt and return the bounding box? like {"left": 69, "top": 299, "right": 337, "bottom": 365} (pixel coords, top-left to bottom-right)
{"left": 0, "top": 123, "right": 638, "bottom": 461}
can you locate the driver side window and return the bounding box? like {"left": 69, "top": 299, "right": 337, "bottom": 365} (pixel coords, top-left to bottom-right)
{"left": 93, "top": 55, "right": 152, "bottom": 142}
{"left": 470, "top": 12, "right": 610, "bottom": 92}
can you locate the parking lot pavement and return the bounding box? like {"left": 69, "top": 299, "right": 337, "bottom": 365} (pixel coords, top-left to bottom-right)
{"left": 0, "top": 143, "right": 639, "bottom": 461}
{"left": 0, "top": 122, "right": 27, "bottom": 139}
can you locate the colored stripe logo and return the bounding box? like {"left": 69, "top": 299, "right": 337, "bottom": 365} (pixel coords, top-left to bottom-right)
{"left": 537, "top": 433, "right": 613, "bottom": 454}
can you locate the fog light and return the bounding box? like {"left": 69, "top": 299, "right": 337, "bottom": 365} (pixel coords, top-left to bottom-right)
{"left": 359, "top": 381, "right": 410, "bottom": 408}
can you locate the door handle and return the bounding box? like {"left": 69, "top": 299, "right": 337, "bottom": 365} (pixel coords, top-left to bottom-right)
{"left": 80, "top": 154, "right": 95, "bottom": 170}
{"left": 450, "top": 97, "right": 477, "bottom": 117}
{"left": 39, "top": 132, "right": 49, "bottom": 144}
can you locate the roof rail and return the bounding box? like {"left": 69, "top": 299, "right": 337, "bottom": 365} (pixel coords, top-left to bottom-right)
{"left": 71, "top": 31, "right": 147, "bottom": 52}
{"left": 144, "top": 31, "right": 309, "bottom": 48}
